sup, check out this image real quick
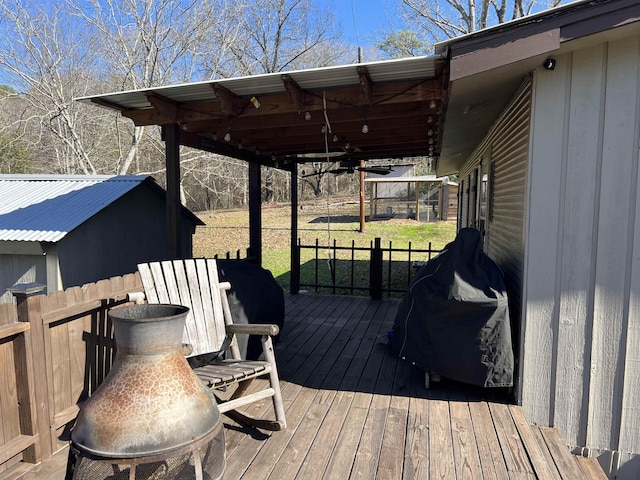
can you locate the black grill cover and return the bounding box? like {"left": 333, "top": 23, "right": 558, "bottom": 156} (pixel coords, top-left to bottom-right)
{"left": 390, "top": 228, "right": 514, "bottom": 387}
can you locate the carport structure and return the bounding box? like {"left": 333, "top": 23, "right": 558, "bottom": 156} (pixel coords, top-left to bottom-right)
{"left": 78, "top": 56, "right": 448, "bottom": 272}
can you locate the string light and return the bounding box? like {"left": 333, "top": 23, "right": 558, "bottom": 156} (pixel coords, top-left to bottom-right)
{"left": 332, "top": 134, "right": 338, "bottom": 142}
{"left": 224, "top": 127, "right": 231, "bottom": 142}
{"left": 429, "top": 100, "right": 437, "bottom": 110}
{"left": 361, "top": 119, "right": 369, "bottom": 134}
{"left": 304, "top": 111, "right": 311, "bottom": 121}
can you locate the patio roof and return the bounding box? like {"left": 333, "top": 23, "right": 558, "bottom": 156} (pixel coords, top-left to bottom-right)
{"left": 77, "top": 56, "right": 446, "bottom": 169}
{"left": 76, "top": 0, "right": 639, "bottom": 178}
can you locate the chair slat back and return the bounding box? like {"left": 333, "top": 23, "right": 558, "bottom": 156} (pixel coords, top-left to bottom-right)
{"left": 138, "top": 259, "right": 229, "bottom": 357}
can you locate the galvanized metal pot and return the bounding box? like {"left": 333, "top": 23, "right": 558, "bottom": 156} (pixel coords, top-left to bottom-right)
{"left": 71, "top": 303, "right": 222, "bottom": 458}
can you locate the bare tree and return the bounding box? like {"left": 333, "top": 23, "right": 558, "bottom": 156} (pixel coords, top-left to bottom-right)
{"left": 399, "top": 0, "right": 562, "bottom": 44}
{"left": 0, "top": 1, "right": 107, "bottom": 174}
{"left": 70, "top": 0, "right": 241, "bottom": 175}
{"left": 222, "top": 0, "right": 345, "bottom": 76}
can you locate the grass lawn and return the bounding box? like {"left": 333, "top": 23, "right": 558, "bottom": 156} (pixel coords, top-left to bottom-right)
{"left": 193, "top": 198, "right": 457, "bottom": 293}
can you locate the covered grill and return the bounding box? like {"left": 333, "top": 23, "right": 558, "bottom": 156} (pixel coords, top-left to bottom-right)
{"left": 66, "top": 304, "right": 225, "bottom": 480}
{"left": 390, "top": 228, "right": 514, "bottom": 388}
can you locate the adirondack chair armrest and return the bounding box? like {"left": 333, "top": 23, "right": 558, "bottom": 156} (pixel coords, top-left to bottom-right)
{"left": 226, "top": 323, "right": 279, "bottom": 337}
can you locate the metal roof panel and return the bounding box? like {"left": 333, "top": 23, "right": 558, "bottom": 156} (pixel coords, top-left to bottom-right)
{"left": 76, "top": 56, "right": 441, "bottom": 109}
{"left": 0, "top": 175, "right": 148, "bottom": 242}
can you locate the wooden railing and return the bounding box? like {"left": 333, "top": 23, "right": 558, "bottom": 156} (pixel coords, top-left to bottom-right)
{"left": 0, "top": 273, "right": 143, "bottom": 477}
{"left": 292, "top": 237, "right": 442, "bottom": 299}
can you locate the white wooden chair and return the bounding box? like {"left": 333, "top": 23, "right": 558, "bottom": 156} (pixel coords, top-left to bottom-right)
{"left": 136, "top": 258, "right": 286, "bottom": 431}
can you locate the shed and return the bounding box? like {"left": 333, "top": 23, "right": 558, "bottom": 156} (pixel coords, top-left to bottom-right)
{"left": 365, "top": 175, "right": 458, "bottom": 221}
{"left": 0, "top": 174, "right": 203, "bottom": 303}
{"left": 437, "top": 0, "right": 640, "bottom": 477}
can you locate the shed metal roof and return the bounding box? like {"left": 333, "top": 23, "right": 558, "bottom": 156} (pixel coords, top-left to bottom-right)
{"left": 0, "top": 175, "right": 148, "bottom": 242}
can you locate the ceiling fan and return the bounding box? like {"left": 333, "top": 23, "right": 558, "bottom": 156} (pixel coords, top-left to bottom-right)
{"left": 297, "top": 145, "right": 394, "bottom": 177}
{"left": 327, "top": 159, "right": 393, "bottom": 175}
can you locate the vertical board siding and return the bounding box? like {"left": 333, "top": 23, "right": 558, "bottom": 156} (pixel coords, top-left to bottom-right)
{"left": 588, "top": 35, "right": 640, "bottom": 454}
{"left": 0, "top": 255, "right": 45, "bottom": 304}
{"left": 523, "top": 33, "right": 640, "bottom": 478}
{"left": 555, "top": 46, "right": 605, "bottom": 450}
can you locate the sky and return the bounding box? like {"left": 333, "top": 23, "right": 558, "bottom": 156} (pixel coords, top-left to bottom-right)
{"left": 317, "top": 0, "right": 400, "bottom": 48}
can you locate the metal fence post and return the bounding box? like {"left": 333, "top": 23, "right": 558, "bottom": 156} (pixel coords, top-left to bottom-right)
{"left": 370, "top": 237, "right": 383, "bottom": 300}
{"left": 290, "top": 240, "right": 301, "bottom": 294}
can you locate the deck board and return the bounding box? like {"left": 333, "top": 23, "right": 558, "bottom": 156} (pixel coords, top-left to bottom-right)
{"left": 19, "top": 293, "right": 607, "bottom": 480}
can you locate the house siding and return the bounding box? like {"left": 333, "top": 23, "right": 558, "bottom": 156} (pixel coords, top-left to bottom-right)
{"left": 523, "top": 34, "right": 640, "bottom": 477}
{"left": 458, "top": 78, "right": 532, "bottom": 398}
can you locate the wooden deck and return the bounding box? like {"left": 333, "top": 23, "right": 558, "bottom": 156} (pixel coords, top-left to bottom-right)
{"left": 17, "top": 294, "right": 606, "bottom": 480}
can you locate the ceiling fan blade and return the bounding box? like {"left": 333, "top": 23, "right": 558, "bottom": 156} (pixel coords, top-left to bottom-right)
{"left": 359, "top": 167, "right": 394, "bottom": 175}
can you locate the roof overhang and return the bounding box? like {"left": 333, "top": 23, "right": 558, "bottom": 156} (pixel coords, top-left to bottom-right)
{"left": 77, "top": 56, "right": 447, "bottom": 170}
{"left": 435, "top": 0, "right": 640, "bottom": 175}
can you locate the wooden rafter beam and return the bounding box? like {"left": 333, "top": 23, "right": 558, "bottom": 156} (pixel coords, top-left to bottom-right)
{"left": 145, "top": 92, "right": 179, "bottom": 121}
{"left": 281, "top": 74, "right": 306, "bottom": 113}
{"left": 122, "top": 79, "right": 441, "bottom": 127}
{"left": 212, "top": 83, "right": 242, "bottom": 116}
{"left": 184, "top": 102, "right": 439, "bottom": 135}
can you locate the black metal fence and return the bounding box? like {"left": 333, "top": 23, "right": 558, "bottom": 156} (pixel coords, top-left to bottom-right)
{"left": 291, "top": 237, "right": 442, "bottom": 299}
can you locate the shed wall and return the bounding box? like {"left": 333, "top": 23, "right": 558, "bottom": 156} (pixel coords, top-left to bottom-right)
{"left": 57, "top": 183, "right": 196, "bottom": 288}
{"left": 0, "top": 254, "right": 45, "bottom": 304}
{"left": 523, "top": 35, "right": 640, "bottom": 477}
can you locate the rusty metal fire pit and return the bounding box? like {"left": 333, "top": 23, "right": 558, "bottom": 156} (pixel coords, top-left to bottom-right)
{"left": 66, "top": 304, "right": 225, "bottom": 480}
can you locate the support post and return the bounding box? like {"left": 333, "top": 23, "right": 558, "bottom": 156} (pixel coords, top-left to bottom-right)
{"left": 248, "top": 161, "right": 262, "bottom": 266}
{"left": 164, "top": 124, "right": 182, "bottom": 259}
{"left": 359, "top": 160, "right": 365, "bottom": 233}
{"left": 290, "top": 163, "right": 300, "bottom": 294}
